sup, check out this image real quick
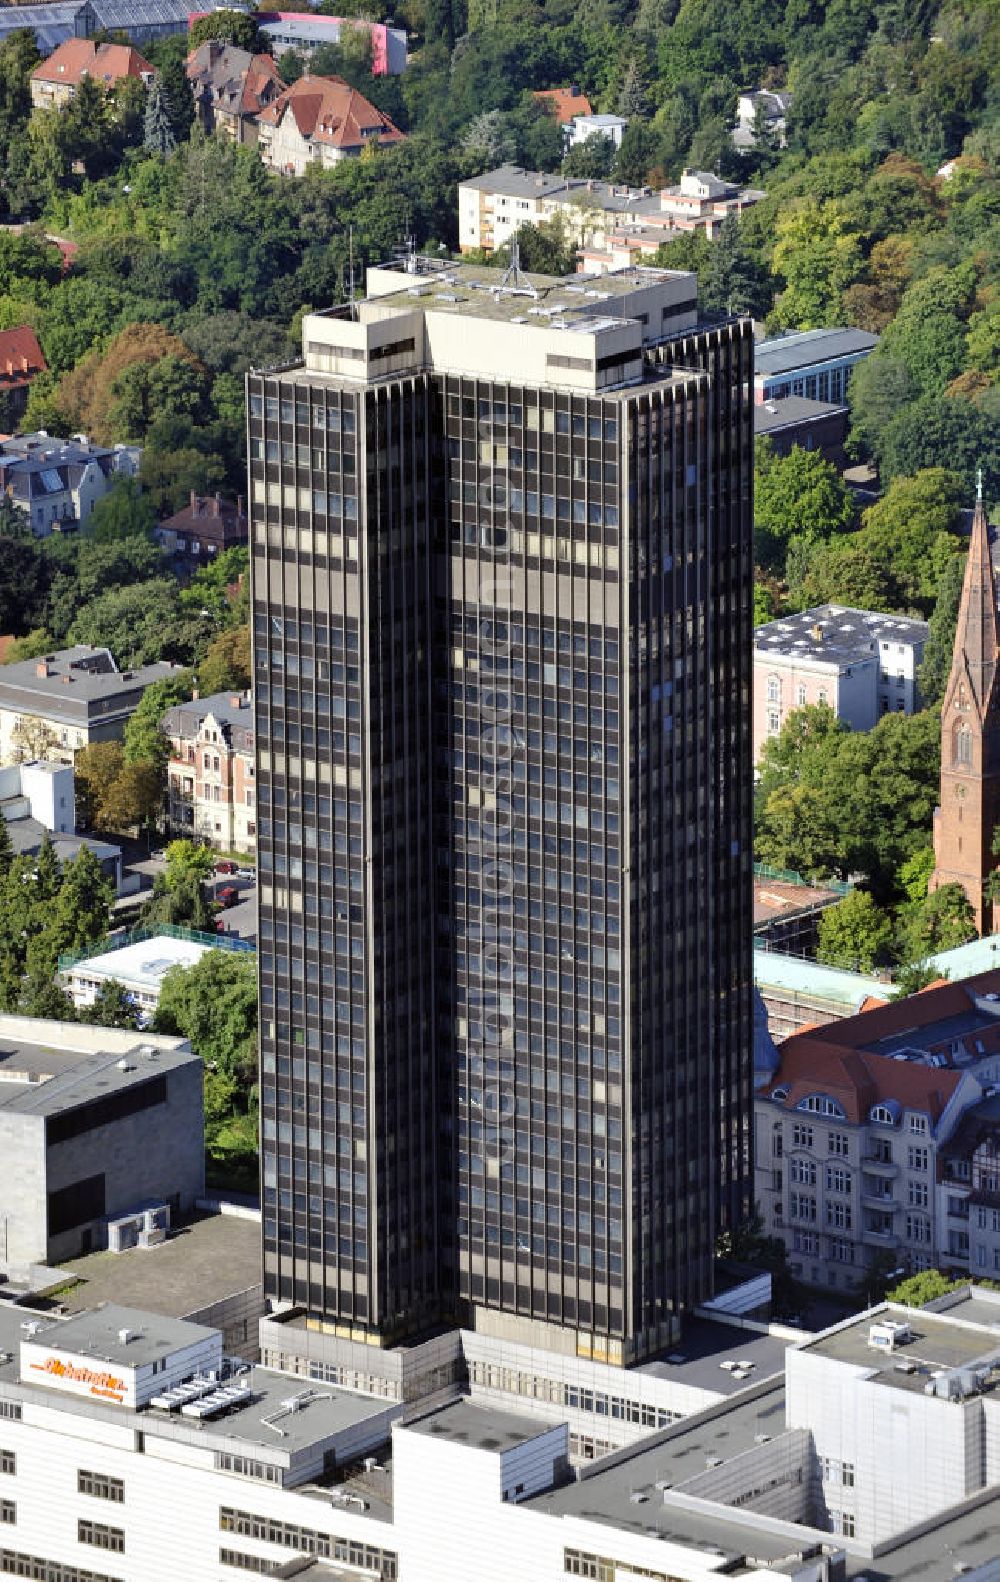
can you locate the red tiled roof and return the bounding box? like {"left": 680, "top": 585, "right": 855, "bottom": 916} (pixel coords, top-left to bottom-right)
{"left": 0, "top": 326, "right": 46, "bottom": 389}
{"left": 764, "top": 1039, "right": 963, "bottom": 1126}
{"left": 242, "top": 53, "right": 285, "bottom": 114}
{"left": 533, "top": 86, "right": 592, "bottom": 124}
{"left": 32, "top": 40, "right": 154, "bottom": 88}
{"left": 764, "top": 968, "right": 1000, "bottom": 1123}
{"left": 258, "top": 73, "right": 404, "bottom": 151}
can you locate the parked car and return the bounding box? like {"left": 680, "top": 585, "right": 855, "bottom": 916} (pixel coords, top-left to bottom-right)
{"left": 215, "top": 859, "right": 237, "bottom": 874}
{"left": 217, "top": 885, "right": 239, "bottom": 908}
{"left": 236, "top": 868, "right": 256, "bottom": 882}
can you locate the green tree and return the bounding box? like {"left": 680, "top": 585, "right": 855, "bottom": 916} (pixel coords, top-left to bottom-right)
{"left": 160, "top": 56, "right": 195, "bottom": 145}
{"left": 188, "top": 10, "right": 261, "bottom": 51}
{"left": 879, "top": 395, "right": 1000, "bottom": 501}
{"left": 68, "top": 579, "right": 209, "bottom": 668}
{"left": 879, "top": 263, "right": 974, "bottom": 400}
{"left": 143, "top": 78, "right": 176, "bottom": 156}
{"left": 86, "top": 478, "right": 156, "bottom": 543}
{"left": 75, "top": 741, "right": 161, "bottom": 833}
{"left": 701, "top": 213, "right": 771, "bottom": 319}
{"left": 898, "top": 847, "right": 935, "bottom": 904}
{"left": 848, "top": 353, "right": 913, "bottom": 462}
{"left": 198, "top": 626, "right": 251, "bottom": 696}
{"left": 152, "top": 947, "right": 257, "bottom": 1174}
{"left": 891, "top": 959, "right": 943, "bottom": 999}
{"left": 772, "top": 196, "right": 864, "bottom": 327}
{"left": 80, "top": 978, "right": 140, "bottom": 1029}
{"left": 123, "top": 672, "right": 194, "bottom": 773}
{"left": 754, "top": 438, "right": 854, "bottom": 572}
{"left": 901, "top": 882, "right": 977, "bottom": 958}
{"left": 918, "top": 553, "right": 966, "bottom": 706}
{"left": 817, "top": 890, "right": 893, "bottom": 972}
{"left": 164, "top": 839, "right": 215, "bottom": 885}
{"left": 886, "top": 1269, "right": 961, "bottom": 1306}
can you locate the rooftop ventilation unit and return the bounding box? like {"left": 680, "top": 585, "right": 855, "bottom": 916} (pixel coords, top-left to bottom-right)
{"left": 869, "top": 1320, "right": 912, "bottom": 1351}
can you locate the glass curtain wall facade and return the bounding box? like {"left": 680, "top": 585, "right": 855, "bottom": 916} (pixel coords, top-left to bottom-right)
{"left": 249, "top": 286, "right": 752, "bottom": 1363}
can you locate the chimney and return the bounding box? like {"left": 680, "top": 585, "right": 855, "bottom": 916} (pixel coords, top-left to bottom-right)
{"left": 810, "top": 623, "right": 823, "bottom": 642}
{"left": 230, "top": 694, "right": 243, "bottom": 709}
{"left": 35, "top": 661, "right": 50, "bottom": 678}
{"left": 237, "top": 495, "right": 245, "bottom": 516}
{"left": 191, "top": 686, "right": 199, "bottom": 700}
{"left": 189, "top": 489, "right": 198, "bottom": 511}
{"left": 213, "top": 494, "right": 221, "bottom": 517}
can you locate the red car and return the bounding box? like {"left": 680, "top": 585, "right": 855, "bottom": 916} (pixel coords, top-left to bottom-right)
{"left": 215, "top": 860, "right": 237, "bottom": 874}
{"left": 217, "top": 885, "right": 239, "bottom": 908}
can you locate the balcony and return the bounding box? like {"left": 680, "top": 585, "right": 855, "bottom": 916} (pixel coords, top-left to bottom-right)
{"left": 863, "top": 1155, "right": 899, "bottom": 1177}
{"left": 862, "top": 1180, "right": 899, "bottom": 1211}
{"left": 862, "top": 1226, "right": 900, "bottom": 1248}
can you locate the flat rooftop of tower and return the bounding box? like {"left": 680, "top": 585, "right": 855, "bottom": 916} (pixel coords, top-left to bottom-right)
{"left": 360, "top": 258, "right": 696, "bottom": 326}
{"left": 798, "top": 1304, "right": 1000, "bottom": 1395}
{"left": 405, "top": 1398, "right": 553, "bottom": 1453}
{"left": 637, "top": 1315, "right": 793, "bottom": 1393}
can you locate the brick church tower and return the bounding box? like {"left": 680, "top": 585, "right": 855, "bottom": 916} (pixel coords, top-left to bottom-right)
{"left": 931, "top": 479, "right": 1000, "bottom": 934}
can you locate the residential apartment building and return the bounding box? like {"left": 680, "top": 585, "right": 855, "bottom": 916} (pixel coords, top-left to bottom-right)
{"left": 459, "top": 164, "right": 763, "bottom": 257}
{"left": 0, "top": 429, "right": 141, "bottom": 536}
{"left": 0, "top": 1016, "right": 202, "bottom": 1267}
{"left": 186, "top": 42, "right": 285, "bottom": 144}
{"left": 163, "top": 689, "right": 255, "bottom": 852}
{"left": 753, "top": 604, "right": 928, "bottom": 763}
{"left": 30, "top": 38, "right": 153, "bottom": 109}
{"left": 248, "top": 256, "right": 754, "bottom": 1367}
{"left": 532, "top": 84, "right": 592, "bottom": 132}
{"left": 256, "top": 74, "right": 404, "bottom": 175}
{"left": 0, "top": 325, "right": 46, "bottom": 424}
{"left": 567, "top": 113, "right": 627, "bottom": 148}
{"left": 733, "top": 88, "right": 792, "bottom": 149}
{"left": 754, "top": 968, "right": 1000, "bottom": 1290}
{"left": 153, "top": 490, "right": 248, "bottom": 558}
{"left": 754, "top": 327, "right": 879, "bottom": 406}
{"left": 0, "top": 646, "right": 181, "bottom": 765}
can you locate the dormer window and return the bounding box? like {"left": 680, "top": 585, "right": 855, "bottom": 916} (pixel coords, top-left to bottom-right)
{"left": 870, "top": 1104, "right": 897, "bottom": 1126}
{"left": 798, "top": 1094, "right": 845, "bottom": 1118}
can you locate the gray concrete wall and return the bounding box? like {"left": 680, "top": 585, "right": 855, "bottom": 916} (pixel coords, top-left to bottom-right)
{"left": 673, "top": 1426, "right": 816, "bottom": 1526}
{"left": 0, "top": 1114, "right": 47, "bottom": 1266}
{"left": 185, "top": 1284, "right": 265, "bottom": 1362}
{"left": 45, "top": 1059, "right": 205, "bottom": 1262}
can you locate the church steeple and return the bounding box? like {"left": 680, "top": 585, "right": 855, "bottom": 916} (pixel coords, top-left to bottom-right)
{"left": 931, "top": 478, "right": 1000, "bottom": 934}
{"left": 950, "top": 481, "right": 1000, "bottom": 721}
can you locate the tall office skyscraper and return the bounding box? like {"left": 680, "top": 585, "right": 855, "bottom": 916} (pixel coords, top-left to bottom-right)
{"left": 249, "top": 258, "right": 753, "bottom": 1365}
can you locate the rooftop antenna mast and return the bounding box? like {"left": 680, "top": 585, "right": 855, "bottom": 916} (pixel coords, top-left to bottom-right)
{"left": 497, "top": 228, "right": 538, "bottom": 299}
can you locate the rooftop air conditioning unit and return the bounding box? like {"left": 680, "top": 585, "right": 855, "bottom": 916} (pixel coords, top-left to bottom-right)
{"left": 868, "top": 1320, "right": 911, "bottom": 1351}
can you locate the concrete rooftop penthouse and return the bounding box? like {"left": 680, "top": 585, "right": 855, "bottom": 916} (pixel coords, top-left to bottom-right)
{"left": 296, "top": 257, "right": 699, "bottom": 393}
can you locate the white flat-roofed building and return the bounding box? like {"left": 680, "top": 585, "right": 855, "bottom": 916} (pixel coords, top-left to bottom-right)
{"left": 11, "top": 1296, "right": 1000, "bottom": 1579}
{"left": 753, "top": 604, "right": 929, "bottom": 763}
{"left": 61, "top": 931, "right": 240, "bottom": 1023}
{"left": 567, "top": 112, "right": 627, "bottom": 148}
{"left": 754, "top": 328, "right": 879, "bottom": 407}
{"left": 0, "top": 1016, "right": 202, "bottom": 1269}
